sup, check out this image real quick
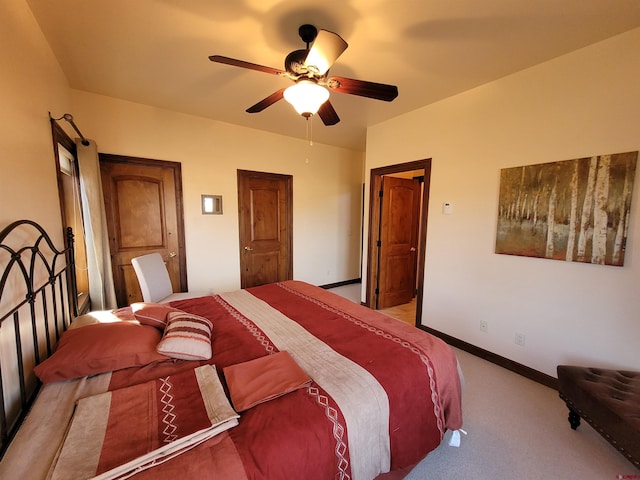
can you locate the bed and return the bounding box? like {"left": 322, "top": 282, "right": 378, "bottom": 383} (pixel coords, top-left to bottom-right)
{"left": 0, "top": 220, "right": 463, "bottom": 480}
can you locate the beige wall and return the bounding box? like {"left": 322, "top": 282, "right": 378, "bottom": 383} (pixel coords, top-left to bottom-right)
{"left": 5, "top": 0, "right": 638, "bottom": 380}
{"left": 0, "top": 0, "right": 74, "bottom": 239}
{"left": 1, "top": 0, "right": 362, "bottom": 419}
{"left": 0, "top": 0, "right": 77, "bottom": 414}
{"left": 69, "top": 90, "right": 364, "bottom": 293}
{"left": 365, "top": 28, "right": 640, "bottom": 376}
{"left": 2, "top": 0, "right": 363, "bottom": 300}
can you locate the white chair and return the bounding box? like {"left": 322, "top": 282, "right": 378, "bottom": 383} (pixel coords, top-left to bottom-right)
{"left": 131, "top": 253, "right": 202, "bottom": 303}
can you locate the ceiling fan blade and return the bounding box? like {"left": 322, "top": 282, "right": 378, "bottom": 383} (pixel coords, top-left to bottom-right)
{"left": 304, "top": 30, "right": 348, "bottom": 75}
{"left": 246, "top": 88, "right": 286, "bottom": 113}
{"left": 209, "top": 55, "right": 285, "bottom": 76}
{"left": 317, "top": 101, "right": 340, "bottom": 126}
{"left": 327, "top": 76, "right": 398, "bottom": 102}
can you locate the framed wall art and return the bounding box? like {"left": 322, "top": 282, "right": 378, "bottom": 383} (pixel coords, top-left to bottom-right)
{"left": 495, "top": 151, "right": 637, "bottom": 266}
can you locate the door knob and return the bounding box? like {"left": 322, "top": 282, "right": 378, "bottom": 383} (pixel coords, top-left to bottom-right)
{"left": 410, "top": 247, "right": 416, "bottom": 252}
{"left": 244, "top": 246, "right": 254, "bottom": 252}
{"left": 169, "top": 251, "right": 177, "bottom": 258}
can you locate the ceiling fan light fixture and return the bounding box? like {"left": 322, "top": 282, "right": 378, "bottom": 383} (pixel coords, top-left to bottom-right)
{"left": 283, "top": 80, "right": 330, "bottom": 117}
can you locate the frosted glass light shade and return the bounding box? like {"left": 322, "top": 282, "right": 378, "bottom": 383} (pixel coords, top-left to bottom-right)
{"left": 283, "top": 81, "right": 330, "bottom": 117}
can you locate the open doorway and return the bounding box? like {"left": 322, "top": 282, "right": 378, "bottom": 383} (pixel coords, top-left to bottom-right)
{"left": 366, "top": 159, "right": 431, "bottom": 326}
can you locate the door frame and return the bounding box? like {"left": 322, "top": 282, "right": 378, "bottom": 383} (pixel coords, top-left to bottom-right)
{"left": 99, "top": 153, "right": 188, "bottom": 296}
{"left": 366, "top": 159, "right": 432, "bottom": 325}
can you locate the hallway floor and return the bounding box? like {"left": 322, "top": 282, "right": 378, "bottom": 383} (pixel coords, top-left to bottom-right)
{"left": 326, "top": 283, "right": 417, "bottom": 326}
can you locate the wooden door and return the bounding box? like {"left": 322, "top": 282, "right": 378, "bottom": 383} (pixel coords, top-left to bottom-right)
{"left": 100, "top": 155, "right": 187, "bottom": 307}
{"left": 237, "top": 170, "right": 292, "bottom": 288}
{"left": 376, "top": 176, "right": 421, "bottom": 309}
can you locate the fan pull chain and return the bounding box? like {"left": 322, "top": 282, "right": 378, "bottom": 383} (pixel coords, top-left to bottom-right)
{"left": 306, "top": 116, "right": 313, "bottom": 146}
{"left": 304, "top": 117, "right": 313, "bottom": 163}
{"left": 305, "top": 116, "right": 314, "bottom": 163}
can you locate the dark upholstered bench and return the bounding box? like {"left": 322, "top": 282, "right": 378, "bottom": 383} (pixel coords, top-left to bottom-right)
{"left": 557, "top": 365, "right": 640, "bottom": 469}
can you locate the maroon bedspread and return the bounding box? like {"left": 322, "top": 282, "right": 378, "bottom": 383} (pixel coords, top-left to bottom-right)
{"left": 109, "top": 281, "right": 463, "bottom": 480}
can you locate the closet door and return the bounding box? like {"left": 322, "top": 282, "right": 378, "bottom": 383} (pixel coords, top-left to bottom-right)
{"left": 237, "top": 170, "right": 293, "bottom": 288}
{"left": 100, "top": 155, "right": 187, "bottom": 307}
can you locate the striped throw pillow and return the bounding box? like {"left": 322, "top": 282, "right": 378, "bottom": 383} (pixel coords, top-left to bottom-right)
{"left": 156, "top": 311, "right": 213, "bottom": 360}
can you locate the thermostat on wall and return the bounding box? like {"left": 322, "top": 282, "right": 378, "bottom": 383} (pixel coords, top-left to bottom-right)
{"left": 443, "top": 202, "right": 453, "bottom": 215}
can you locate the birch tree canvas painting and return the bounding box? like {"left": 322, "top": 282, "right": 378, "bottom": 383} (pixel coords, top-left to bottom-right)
{"left": 495, "top": 151, "right": 637, "bottom": 266}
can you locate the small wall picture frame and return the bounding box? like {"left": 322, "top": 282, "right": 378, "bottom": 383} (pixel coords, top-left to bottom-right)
{"left": 201, "top": 194, "right": 223, "bottom": 215}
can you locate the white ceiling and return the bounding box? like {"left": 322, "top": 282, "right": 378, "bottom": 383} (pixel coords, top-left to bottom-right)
{"left": 27, "top": 0, "right": 640, "bottom": 151}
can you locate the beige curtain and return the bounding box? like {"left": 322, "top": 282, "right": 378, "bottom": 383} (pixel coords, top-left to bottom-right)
{"left": 76, "top": 139, "right": 117, "bottom": 310}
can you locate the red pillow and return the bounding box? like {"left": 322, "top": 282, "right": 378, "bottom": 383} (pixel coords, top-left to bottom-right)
{"left": 223, "top": 351, "right": 312, "bottom": 411}
{"left": 111, "top": 306, "right": 136, "bottom": 321}
{"left": 34, "top": 322, "right": 169, "bottom": 383}
{"left": 131, "top": 302, "right": 182, "bottom": 329}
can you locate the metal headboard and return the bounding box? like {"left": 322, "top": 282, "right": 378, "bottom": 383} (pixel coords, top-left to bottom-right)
{"left": 0, "top": 220, "right": 77, "bottom": 458}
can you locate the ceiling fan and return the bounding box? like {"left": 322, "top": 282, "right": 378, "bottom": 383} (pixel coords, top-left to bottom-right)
{"left": 209, "top": 24, "right": 398, "bottom": 126}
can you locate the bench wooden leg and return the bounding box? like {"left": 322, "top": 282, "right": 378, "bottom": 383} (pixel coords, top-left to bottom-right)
{"left": 567, "top": 408, "right": 581, "bottom": 430}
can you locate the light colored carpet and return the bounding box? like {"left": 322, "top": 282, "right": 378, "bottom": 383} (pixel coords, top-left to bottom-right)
{"left": 406, "top": 347, "right": 638, "bottom": 479}
{"left": 327, "top": 284, "right": 639, "bottom": 479}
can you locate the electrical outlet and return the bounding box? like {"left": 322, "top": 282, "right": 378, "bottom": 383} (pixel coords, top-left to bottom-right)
{"left": 515, "top": 333, "right": 526, "bottom": 346}
{"left": 480, "top": 320, "right": 488, "bottom": 333}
